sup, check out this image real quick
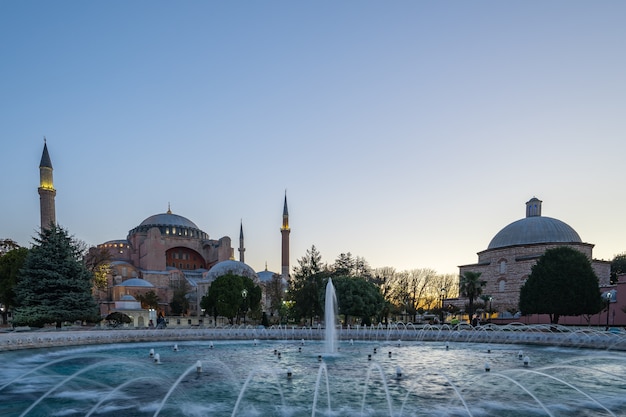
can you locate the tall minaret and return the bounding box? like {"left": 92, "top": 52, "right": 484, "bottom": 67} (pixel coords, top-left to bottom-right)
{"left": 280, "top": 191, "right": 290, "bottom": 280}
{"left": 238, "top": 220, "right": 245, "bottom": 263}
{"left": 38, "top": 139, "right": 56, "bottom": 230}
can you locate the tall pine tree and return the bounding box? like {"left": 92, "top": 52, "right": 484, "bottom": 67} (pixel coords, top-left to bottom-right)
{"left": 13, "top": 225, "right": 99, "bottom": 328}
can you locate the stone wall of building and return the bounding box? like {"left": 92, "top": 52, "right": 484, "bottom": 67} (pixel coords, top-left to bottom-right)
{"left": 460, "top": 242, "right": 610, "bottom": 315}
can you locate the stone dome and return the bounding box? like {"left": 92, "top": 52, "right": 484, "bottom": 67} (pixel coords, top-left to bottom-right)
{"left": 120, "top": 294, "right": 137, "bottom": 301}
{"left": 257, "top": 269, "right": 277, "bottom": 282}
{"left": 115, "top": 278, "right": 154, "bottom": 288}
{"left": 487, "top": 198, "right": 582, "bottom": 250}
{"left": 128, "top": 208, "right": 208, "bottom": 240}
{"left": 206, "top": 259, "right": 259, "bottom": 282}
{"left": 139, "top": 212, "right": 199, "bottom": 229}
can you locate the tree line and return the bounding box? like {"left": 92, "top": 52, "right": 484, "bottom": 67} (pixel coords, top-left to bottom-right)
{"left": 1, "top": 230, "right": 624, "bottom": 328}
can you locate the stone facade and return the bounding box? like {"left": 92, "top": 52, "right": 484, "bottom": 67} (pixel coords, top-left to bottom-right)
{"left": 460, "top": 242, "right": 610, "bottom": 314}
{"left": 97, "top": 210, "right": 233, "bottom": 317}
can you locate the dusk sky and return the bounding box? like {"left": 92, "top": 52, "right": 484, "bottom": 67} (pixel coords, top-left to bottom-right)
{"left": 1, "top": 2, "right": 625, "bottom": 275}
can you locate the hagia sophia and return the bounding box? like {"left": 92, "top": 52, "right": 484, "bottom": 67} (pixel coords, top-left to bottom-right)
{"left": 38, "top": 142, "right": 289, "bottom": 326}
{"left": 36, "top": 143, "right": 623, "bottom": 327}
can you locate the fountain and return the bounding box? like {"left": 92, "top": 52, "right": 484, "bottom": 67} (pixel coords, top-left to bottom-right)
{"left": 1, "top": 337, "right": 625, "bottom": 416}
{"left": 2, "top": 301, "right": 626, "bottom": 417}
{"left": 324, "top": 278, "right": 338, "bottom": 354}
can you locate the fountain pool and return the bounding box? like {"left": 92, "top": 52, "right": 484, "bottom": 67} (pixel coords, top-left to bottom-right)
{"left": 1, "top": 339, "right": 625, "bottom": 417}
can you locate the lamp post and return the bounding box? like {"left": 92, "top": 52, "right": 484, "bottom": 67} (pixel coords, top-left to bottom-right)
{"left": 605, "top": 291, "right": 612, "bottom": 331}
{"left": 241, "top": 288, "right": 248, "bottom": 324}
{"left": 440, "top": 288, "right": 446, "bottom": 325}
{"left": 488, "top": 296, "right": 493, "bottom": 321}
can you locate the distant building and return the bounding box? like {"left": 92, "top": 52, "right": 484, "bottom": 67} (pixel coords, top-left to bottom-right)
{"left": 457, "top": 197, "right": 611, "bottom": 317}
{"left": 37, "top": 143, "right": 291, "bottom": 322}
{"left": 96, "top": 207, "right": 232, "bottom": 316}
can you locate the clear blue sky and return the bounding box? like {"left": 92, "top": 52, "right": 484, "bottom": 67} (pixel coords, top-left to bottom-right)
{"left": 1, "top": 1, "right": 625, "bottom": 275}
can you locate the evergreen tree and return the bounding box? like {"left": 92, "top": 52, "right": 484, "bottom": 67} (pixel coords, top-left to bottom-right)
{"left": 0, "top": 246, "right": 29, "bottom": 325}
{"left": 289, "top": 245, "right": 328, "bottom": 325}
{"left": 519, "top": 246, "right": 603, "bottom": 324}
{"left": 13, "top": 225, "right": 99, "bottom": 328}
{"left": 292, "top": 245, "right": 325, "bottom": 279}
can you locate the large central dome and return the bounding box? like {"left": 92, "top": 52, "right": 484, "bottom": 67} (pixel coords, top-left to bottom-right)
{"left": 128, "top": 207, "right": 208, "bottom": 240}
{"left": 139, "top": 212, "right": 199, "bottom": 229}
{"left": 488, "top": 216, "right": 582, "bottom": 249}
{"left": 487, "top": 197, "right": 582, "bottom": 250}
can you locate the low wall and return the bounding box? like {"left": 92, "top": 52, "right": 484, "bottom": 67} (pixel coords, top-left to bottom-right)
{"left": 1, "top": 325, "right": 625, "bottom": 352}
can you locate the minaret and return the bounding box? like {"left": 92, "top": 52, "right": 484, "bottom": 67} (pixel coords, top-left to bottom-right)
{"left": 38, "top": 139, "right": 56, "bottom": 230}
{"left": 238, "top": 220, "right": 245, "bottom": 263}
{"left": 280, "top": 192, "right": 290, "bottom": 280}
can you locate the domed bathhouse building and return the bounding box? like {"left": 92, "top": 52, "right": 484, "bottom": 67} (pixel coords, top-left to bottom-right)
{"left": 456, "top": 197, "right": 611, "bottom": 322}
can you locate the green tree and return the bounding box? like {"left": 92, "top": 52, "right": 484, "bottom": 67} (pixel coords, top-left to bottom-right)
{"left": 331, "top": 253, "right": 372, "bottom": 279}
{"left": 292, "top": 245, "right": 325, "bottom": 278}
{"left": 241, "top": 275, "right": 262, "bottom": 323}
{"left": 330, "top": 276, "right": 384, "bottom": 326}
{"left": 288, "top": 271, "right": 327, "bottom": 326}
{"left": 136, "top": 290, "right": 159, "bottom": 310}
{"left": 170, "top": 280, "right": 190, "bottom": 316}
{"left": 519, "top": 246, "right": 603, "bottom": 324}
{"left": 13, "top": 225, "right": 99, "bottom": 328}
{"left": 460, "top": 271, "right": 486, "bottom": 320}
{"left": 610, "top": 252, "right": 626, "bottom": 285}
{"left": 200, "top": 274, "right": 262, "bottom": 325}
{"left": 0, "top": 246, "right": 29, "bottom": 325}
{"left": 289, "top": 245, "right": 328, "bottom": 325}
{"left": 333, "top": 253, "right": 355, "bottom": 276}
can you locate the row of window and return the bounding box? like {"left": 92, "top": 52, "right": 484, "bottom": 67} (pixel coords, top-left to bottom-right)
{"left": 170, "top": 262, "right": 199, "bottom": 270}
{"left": 101, "top": 243, "right": 129, "bottom": 249}
{"left": 128, "top": 225, "right": 209, "bottom": 240}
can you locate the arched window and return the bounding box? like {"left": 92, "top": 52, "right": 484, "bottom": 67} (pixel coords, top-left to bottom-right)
{"left": 498, "top": 279, "right": 506, "bottom": 292}
{"left": 499, "top": 259, "right": 507, "bottom": 274}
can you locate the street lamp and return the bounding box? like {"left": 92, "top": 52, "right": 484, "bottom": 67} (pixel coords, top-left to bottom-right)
{"left": 488, "top": 296, "right": 493, "bottom": 321}
{"left": 241, "top": 288, "right": 248, "bottom": 324}
{"left": 440, "top": 288, "right": 446, "bottom": 325}
{"left": 605, "top": 291, "right": 612, "bottom": 331}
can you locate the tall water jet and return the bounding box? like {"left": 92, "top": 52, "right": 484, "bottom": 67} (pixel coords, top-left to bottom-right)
{"left": 324, "top": 278, "right": 338, "bottom": 354}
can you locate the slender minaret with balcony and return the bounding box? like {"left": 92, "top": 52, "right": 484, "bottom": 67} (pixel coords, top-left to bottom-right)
{"left": 38, "top": 139, "right": 56, "bottom": 230}
{"left": 238, "top": 220, "right": 245, "bottom": 263}
{"left": 280, "top": 192, "right": 290, "bottom": 280}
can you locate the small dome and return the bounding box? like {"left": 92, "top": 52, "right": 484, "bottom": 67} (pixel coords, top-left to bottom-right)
{"left": 488, "top": 216, "right": 582, "bottom": 250}
{"left": 139, "top": 213, "right": 199, "bottom": 229}
{"left": 257, "top": 270, "right": 278, "bottom": 282}
{"left": 116, "top": 278, "right": 154, "bottom": 288}
{"left": 206, "top": 260, "right": 258, "bottom": 282}
{"left": 120, "top": 294, "right": 137, "bottom": 301}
